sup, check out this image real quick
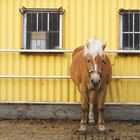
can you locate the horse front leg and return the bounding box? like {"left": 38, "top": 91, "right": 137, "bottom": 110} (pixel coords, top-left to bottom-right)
{"left": 79, "top": 94, "right": 88, "bottom": 132}
{"left": 78, "top": 84, "right": 89, "bottom": 132}
{"left": 88, "top": 91, "right": 96, "bottom": 124}
{"left": 98, "top": 85, "right": 107, "bottom": 131}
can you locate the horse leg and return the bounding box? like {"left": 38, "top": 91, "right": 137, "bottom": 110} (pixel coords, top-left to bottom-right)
{"left": 79, "top": 86, "right": 88, "bottom": 132}
{"left": 98, "top": 85, "right": 107, "bottom": 131}
{"left": 79, "top": 95, "right": 88, "bottom": 132}
{"left": 88, "top": 91, "right": 96, "bottom": 124}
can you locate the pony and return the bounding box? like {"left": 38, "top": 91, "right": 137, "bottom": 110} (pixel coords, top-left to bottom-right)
{"left": 70, "top": 39, "right": 112, "bottom": 132}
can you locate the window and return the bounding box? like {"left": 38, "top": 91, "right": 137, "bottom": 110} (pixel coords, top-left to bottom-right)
{"left": 120, "top": 9, "right": 140, "bottom": 50}
{"left": 21, "top": 7, "right": 64, "bottom": 50}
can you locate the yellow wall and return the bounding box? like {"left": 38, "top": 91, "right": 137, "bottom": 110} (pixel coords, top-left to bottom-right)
{"left": 0, "top": 0, "right": 140, "bottom": 103}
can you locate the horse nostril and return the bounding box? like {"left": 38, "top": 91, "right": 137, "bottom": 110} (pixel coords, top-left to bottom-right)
{"left": 91, "top": 79, "right": 100, "bottom": 87}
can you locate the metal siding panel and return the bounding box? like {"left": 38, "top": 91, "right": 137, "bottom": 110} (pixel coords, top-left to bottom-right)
{"left": 103, "top": 0, "right": 111, "bottom": 49}
{"left": 83, "top": 0, "right": 90, "bottom": 40}
{"left": 96, "top": 0, "right": 103, "bottom": 39}
{"left": 75, "top": 0, "right": 82, "bottom": 46}
{"left": 0, "top": 0, "right": 140, "bottom": 103}
{"left": 61, "top": 55, "right": 68, "bottom": 102}
{"left": 0, "top": 0, "right": 7, "bottom": 101}
{"left": 69, "top": 0, "right": 76, "bottom": 50}
{"left": 89, "top": 0, "right": 96, "bottom": 37}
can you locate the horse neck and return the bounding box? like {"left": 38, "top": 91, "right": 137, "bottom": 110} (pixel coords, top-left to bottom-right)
{"left": 80, "top": 55, "right": 90, "bottom": 80}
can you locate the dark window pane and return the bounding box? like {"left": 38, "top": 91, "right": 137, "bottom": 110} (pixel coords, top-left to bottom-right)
{"left": 49, "top": 13, "right": 59, "bottom": 31}
{"left": 38, "top": 13, "right": 43, "bottom": 31}
{"left": 123, "top": 34, "right": 133, "bottom": 49}
{"left": 26, "top": 32, "right": 31, "bottom": 49}
{"left": 134, "top": 34, "right": 140, "bottom": 50}
{"left": 27, "top": 13, "right": 37, "bottom": 31}
{"left": 48, "top": 32, "right": 59, "bottom": 49}
{"left": 27, "top": 14, "right": 31, "bottom": 31}
{"left": 38, "top": 13, "right": 48, "bottom": 31}
{"left": 43, "top": 13, "right": 48, "bottom": 31}
{"left": 123, "top": 14, "right": 133, "bottom": 32}
{"left": 134, "top": 14, "right": 140, "bottom": 32}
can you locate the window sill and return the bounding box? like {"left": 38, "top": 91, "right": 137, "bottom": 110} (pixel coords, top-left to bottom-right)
{"left": 20, "top": 49, "right": 68, "bottom": 54}
{"left": 116, "top": 50, "right": 140, "bottom": 56}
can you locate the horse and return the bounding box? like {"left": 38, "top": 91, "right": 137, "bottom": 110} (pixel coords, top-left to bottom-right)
{"left": 70, "top": 39, "right": 112, "bottom": 132}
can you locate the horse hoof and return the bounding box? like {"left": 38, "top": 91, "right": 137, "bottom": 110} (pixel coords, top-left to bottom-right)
{"left": 98, "top": 124, "right": 106, "bottom": 132}
{"left": 79, "top": 125, "right": 86, "bottom": 132}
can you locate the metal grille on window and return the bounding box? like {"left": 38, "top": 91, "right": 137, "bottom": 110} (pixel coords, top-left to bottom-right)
{"left": 120, "top": 10, "right": 140, "bottom": 50}
{"left": 20, "top": 7, "right": 64, "bottom": 50}
{"left": 26, "top": 12, "right": 59, "bottom": 49}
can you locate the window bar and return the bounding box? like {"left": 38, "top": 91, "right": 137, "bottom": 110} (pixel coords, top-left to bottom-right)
{"left": 59, "top": 15, "right": 63, "bottom": 49}
{"left": 36, "top": 13, "right": 40, "bottom": 50}
{"left": 128, "top": 11, "right": 130, "bottom": 50}
{"left": 47, "top": 13, "right": 49, "bottom": 49}
{"left": 23, "top": 14, "right": 27, "bottom": 49}
{"left": 30, "top": 13, "right": 32, "bottom": 49}
{"left": 42, "top": 13, "right": 44, "bottom": 49}
{"left": 31, "top": 13, "right": 32, "bottom": 32}
{"left": 41, "top": 13, "right": 43, "bottom": 31}
{"left": 133, "top": 13, "right": 135, "bottom": 50}
{"left": 57, "top": 12, "right": 59, "bottom": 49}
{"left": 120, "top": 14, "right": 123, "bottom": 49}
{"left": 31, "top": 12, "right": 35, "bottom": 50}
{"left": 49, "top": 13, "right": 54, "bottom": 49}
{"left": 47, "top": 13, "right": 49, "bottom": 31}
{"left": 139, "top": 11, "right": 140, "bottom": 49}
{"left": 55, "top": 13, "right": 57, "bottom": 49}
{"left": 46, "top": 13, "right": 48, "bottom": 49}
{"left": 46, "top": 13, "right": 47, "bottom": 32}
{"left": 37, "top": 13, "right": 38, "bottom": 31}
{"left": 40, "top": 13, "right": 42, "bottom": 49}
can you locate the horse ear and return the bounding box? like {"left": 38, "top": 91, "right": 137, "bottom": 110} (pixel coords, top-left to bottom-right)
{"left": 102, "top": 43, "right": 106, "bottom": 50}
{"left": 86, "top": 40, "right": 90, "bottom": 48}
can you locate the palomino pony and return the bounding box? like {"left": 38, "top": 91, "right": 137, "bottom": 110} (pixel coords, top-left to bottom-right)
{"left": 70, "top": 39, "right": 112, "bottom": 132}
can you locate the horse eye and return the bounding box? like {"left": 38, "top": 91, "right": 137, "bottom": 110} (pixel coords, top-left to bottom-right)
{"left": 101, "top": 59, "right": 106, "bottom": 64}
{"left": 87, "top": 59, "right": 90, "bottom": 62}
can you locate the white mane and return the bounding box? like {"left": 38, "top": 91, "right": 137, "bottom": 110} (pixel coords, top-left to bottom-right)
{"left": 84, "top": 38, "right": 105, "bottom": 58}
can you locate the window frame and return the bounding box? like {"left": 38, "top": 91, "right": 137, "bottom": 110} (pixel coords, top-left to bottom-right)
{"left": 21, "top": 7, "right": 64, "bottom": 51}
{"left": 119, "top": 9, "right": 140, "bottom": 50}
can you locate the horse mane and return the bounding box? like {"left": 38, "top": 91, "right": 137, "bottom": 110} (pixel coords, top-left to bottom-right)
{"left": 73, "top": 46, "right": 84, "bottom": 53}
{"left": 84, "top": 39, "right": 105, "bottom": 58}
{"left": 72, "top": 46, "right": 84, "bottom": 59}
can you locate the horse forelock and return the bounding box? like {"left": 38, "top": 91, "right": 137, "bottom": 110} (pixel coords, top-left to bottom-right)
{"left": 84, "top": 39, "right": 105, "bottom": 58}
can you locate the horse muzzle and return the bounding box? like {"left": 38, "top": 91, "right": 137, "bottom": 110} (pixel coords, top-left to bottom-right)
{"left": 91, "top": 79, "right": 101, "bottom": 90}
{"left": 90, "top": 72, "right": 101, "bottom": 90}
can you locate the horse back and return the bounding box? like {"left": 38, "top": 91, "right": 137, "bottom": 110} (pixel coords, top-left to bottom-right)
{"left": 70, "top": 46, "right": 88, "bottom": 86}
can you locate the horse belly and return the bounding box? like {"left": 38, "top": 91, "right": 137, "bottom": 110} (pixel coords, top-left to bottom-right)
{"left": 70, "top": 56, "right": 85, "bottom": 86}
{"left": 70, "top": 61, "right": 80, "bottom": 86}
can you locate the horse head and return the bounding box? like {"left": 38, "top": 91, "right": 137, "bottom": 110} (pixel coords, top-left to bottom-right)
{"left": 84, "top": 39, "right": 106, "bottom": 90}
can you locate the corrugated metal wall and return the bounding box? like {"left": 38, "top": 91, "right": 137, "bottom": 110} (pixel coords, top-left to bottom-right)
{"left": 0, "top": 0, "right": 140, "bottom": 103}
